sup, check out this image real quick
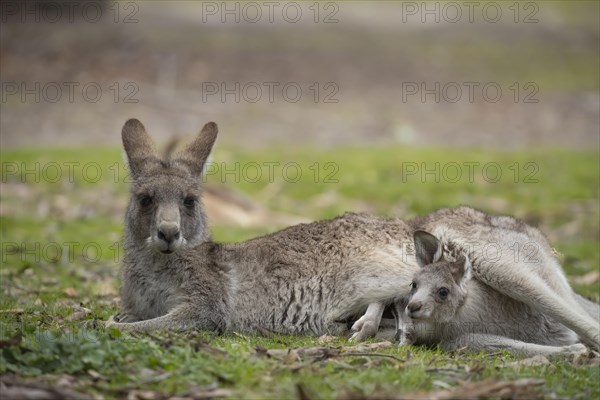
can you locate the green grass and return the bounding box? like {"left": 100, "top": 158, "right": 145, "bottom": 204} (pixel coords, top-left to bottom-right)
{"left": 1, "top": 146, "right": 599, "bottom": 398}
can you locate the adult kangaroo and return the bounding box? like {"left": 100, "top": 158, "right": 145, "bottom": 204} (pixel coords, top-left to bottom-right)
{"left": 106, "top": 119, "right": 418, "bottom": 335}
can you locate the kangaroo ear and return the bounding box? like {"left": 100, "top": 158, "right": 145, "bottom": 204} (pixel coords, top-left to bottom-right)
{"left": 413, "top": 231, "right": 443, "bottom": 268}
{"left": 450, "top": 254, "right": 472, "bottom": 289}
{"left": 177, "top": 122, "right": 218, "bottom": 176}
{"left": 122, "top": 118, "right": 157, "bottom": 178}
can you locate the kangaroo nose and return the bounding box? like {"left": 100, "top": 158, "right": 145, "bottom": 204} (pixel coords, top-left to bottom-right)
{"left": 158, "top": 223, "right": 180, "bottom": 244}
{"left": 408, "top": 302, "right": 422, "bottom": 315}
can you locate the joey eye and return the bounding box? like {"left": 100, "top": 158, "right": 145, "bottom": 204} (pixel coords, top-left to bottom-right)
{"left": 437, "top": 287, "right": 449, "bottom": 298}
{"left": 183, "top": 196, "right": 196, "bottom": 208}
{"left": 410, "top": 281, "right": 417, "bottom": 290}
{"left": 139, "top": 196, "right": 152, "bottom": 207}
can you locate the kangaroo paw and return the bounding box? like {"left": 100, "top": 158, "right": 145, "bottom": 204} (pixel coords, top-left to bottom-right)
{"left": 350, "top": 320, "right": 378, "bottom": 342}
{"left": 351, "top": 315, "right": 366, "bottom": 333}
{"left": 554, "top": 343, "right": 589, "bottom": 359}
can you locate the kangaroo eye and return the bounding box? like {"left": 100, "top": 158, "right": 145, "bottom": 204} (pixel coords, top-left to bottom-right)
{"left": 437, "top": 287, "right": 449, "bottom": 298}
{"left": 183, "top": 196, "right": 196, "bottom": 208}
{"left": 410, "top": 281, "right": 417, "bottom": 290}
{"left": 139, "top": 196, "right": 153, "bottom": 207}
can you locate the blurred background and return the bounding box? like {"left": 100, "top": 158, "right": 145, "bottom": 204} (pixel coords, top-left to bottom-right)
{"left": 0, "top": 3, "right": 599, "bottom": 395}
{"left": 2, "top": 0, "right": 598, "bottom": 149}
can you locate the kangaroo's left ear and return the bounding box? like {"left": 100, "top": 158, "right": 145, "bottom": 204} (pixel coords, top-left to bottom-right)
{"left": 413, "top": 231, "right": 443, "bottom": 268}
{"left": 177, "top": 122, "right": 218, "bottom": 176}
{"left": 121, "top": 118, "right": 157, "bottom": 179}
{"left": 451, "top": 254, "right": 472, "bottom": 289}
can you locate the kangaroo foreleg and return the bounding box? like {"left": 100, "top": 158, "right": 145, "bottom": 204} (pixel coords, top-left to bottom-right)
{"left": 350, "top": 302, "right": 385, "bottom": 342}
{"left": 391, "top": 299, "right": 414, "bottom": 345}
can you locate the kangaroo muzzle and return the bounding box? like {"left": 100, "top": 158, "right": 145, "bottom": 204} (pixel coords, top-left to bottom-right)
{"left": 155, "top": 206, "right": 183, "bottom": 254}
{"left": 158, "top": 222, "right": 180, "bottom": 244}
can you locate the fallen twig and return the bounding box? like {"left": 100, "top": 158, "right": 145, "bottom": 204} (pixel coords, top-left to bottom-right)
{"left": 341, "top": 352, "right": 404, "bottom": 363}
{"left": 0, "top": 333, "right": 22, "bottom": 349}
{"left": 0, "top": 375, "right": 92, "bottom": 400}
{"left": 341, "top": 378, "right": 545, "bottom": 400}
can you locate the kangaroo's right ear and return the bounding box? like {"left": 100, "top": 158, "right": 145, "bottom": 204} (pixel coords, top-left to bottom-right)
{"left": 457, "top": 254, "right": 473, "bottom": 289}
{"left": 177, "top": 122, "right": 218, "bottom": 176}
{"left": 122, "top": 118, "right": 157, "bottom": 178}
{"left": 451, "top": 254, "right": 472, "bottom": 290}
{"left": 413, "top": 231, "right": 443, "bottom": 268}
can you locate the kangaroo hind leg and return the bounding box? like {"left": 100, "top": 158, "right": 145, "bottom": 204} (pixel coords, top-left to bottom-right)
{"left": 445, "top": 333, "right": 588, "bottom": 358}
{"left": 479, "top": 267, "right": 600, "bottom": 350}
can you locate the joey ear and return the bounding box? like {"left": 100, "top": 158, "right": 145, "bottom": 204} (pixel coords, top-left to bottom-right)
{"left": 413, "top": 231, "right": 443, "bottom": 268}
{"left": 177, "top": 122, "right": 218, "bottom": 176}
{"left": 450, "top": 254, "right": 472, "bottom": 289}
{"left": 122, "top": 118, "right": 157, "bottom": 178}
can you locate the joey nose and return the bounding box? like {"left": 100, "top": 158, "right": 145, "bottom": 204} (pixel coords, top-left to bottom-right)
{"left": 408, "top": 302, "right": 422, "bottom": 315}
{"left": 158, "top": 223, "right": 180, "bottom": 244}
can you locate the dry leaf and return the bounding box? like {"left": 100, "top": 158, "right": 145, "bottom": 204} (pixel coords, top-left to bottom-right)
{"left": 318, "top": 335, "right": 337, "bottom": 344}
{"left": 0, "top": 308, "right": 25, "bottom": 314}
{"left": 254, "top": 325, "right": 274, "bottom": 338}
{"left": 266, "top": 346, "right": 338, "bottom": 360}
{"left": 185, "top": 387, "right": 232, "bottom": 399}
{"left": 127, "top": 390, "right": 159, "bottom": 400}
{"left": 55, "top": 375, "right": 76, "bottom": 388}
{"left": 572, "top": 271, "right": 600, "bottom": 285}
{"left": 297, "top": 383, "right": 313, "bottom": 400}
{"left": 432, "top": 380, "right": 453, "bottom": 390}
{"left": 88, "top": 369, "right": 107, "bottom": 380}
{"left": 348, "top": 341, "right": 393, "bottom": 352}
{"left": 0, "top": 375, "right": 92, "bottom": 400}
{"left": 93, "top": 278, "right": 118, "bottom": 297}
{"left": 203, "top": 184, "right": 308, "bottom": 228}
{"left": 192, "top": 341, "right": 228, "bottom": 357}
{"left": 263, "top": 341, "right": 394, "bottom": 362}
{"left": 341, "top": 378, "right": 545, "bottom": 400}
{"left": 254, "top": 346, "right": 269, "bottom": 358}
{"left": 0, "top": 333, "right": 22, "bottom": 349}
{"left": 66, "top": 310, "right": 90, "bottom": 321}
{"left": 508, "top": 355, "right": 550, "bottom": 368}
{"left": 64, "top": 288, "right": 79, "bottom": 297}
{"left": 465, "top": 360, "right": 486, "bottom": 374}
{"left": 284, "top": 349, "right": 300, "bottom": 364}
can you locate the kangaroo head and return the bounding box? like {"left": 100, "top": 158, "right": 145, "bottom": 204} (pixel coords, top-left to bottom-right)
{"left": 406, "top": 230, "right": 472, "bottom": 323}
{"left": 121, "top": 118, "right": 218, "bottom": 254}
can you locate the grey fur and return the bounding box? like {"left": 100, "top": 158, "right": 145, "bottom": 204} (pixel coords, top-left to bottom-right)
{"left": 109, "top": 119, "right": 599, "bottom": 351}
{"left": 404, "top": 231, "right": 589, "bottom": 357}
{"left": 408, "top": 207, "right": 600, "bottom": 350}
{"left": 107, "top": 119, "right": 419, "bottom": 334}
{"left": 356, "top": 206, "right": 600, "bottom": 352}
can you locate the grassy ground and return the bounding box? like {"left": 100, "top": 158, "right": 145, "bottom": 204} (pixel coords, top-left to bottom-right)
{"left": 1, "top": 146, "right": 599, "bottom": 399}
